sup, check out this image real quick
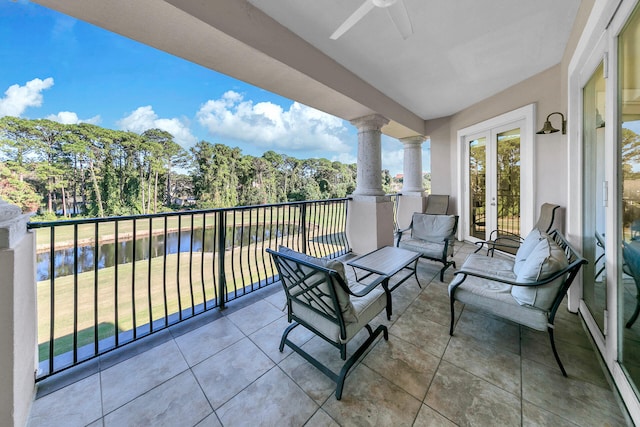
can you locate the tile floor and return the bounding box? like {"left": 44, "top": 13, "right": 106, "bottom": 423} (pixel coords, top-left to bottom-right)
{"left": 27, "top": 243, "right": 630, "bottom": 426}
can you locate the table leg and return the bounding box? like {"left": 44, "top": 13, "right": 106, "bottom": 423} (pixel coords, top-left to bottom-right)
{"left": 382, "top": 279, "right": 392, "bottom": 320}
{"left": 412, "top": 258, "right": 422, "bottom": 288}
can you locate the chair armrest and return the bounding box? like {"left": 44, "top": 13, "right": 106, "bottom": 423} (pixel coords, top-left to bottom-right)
{"left": 395, "top": 226, "right": 411, "bottom": 246}
{"left": 343, "top": 274, "right": 389, "bottom": 298}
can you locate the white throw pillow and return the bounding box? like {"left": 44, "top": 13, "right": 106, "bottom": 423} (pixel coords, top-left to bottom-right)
{"left": 513, "top": 228, "right": 544, "bottom": 275}
{"left": 511, "top": 236, "right": 568, "bottom": 309}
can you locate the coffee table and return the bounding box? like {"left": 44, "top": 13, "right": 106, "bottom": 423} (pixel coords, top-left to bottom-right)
{"left": 347, "top": 246, "right": 421, "bottom": 319}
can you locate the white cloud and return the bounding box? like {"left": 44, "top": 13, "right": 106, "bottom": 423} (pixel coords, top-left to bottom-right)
{"left": 46, "top": 111, "right": 101, "bottom": 125}
{"left": 117, "top": 105, "right": 197, "bottom": 146}
{"left": 0, "top": 77, "right": 54, "bottom": 118}
{"left": 196, "top": 91, "right": 351, "bottom": 154}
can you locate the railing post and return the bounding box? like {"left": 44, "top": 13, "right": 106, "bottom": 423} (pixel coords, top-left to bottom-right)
{"left": 301, "top": 203, "right": 308, "bottom": 254}
{"left": 217, "top": 210, "right": 227, "bottom": 309}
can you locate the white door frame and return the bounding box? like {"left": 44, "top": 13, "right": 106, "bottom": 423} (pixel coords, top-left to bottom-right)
{"left": 456, "top": 103, "right": 536, "bottom": 242}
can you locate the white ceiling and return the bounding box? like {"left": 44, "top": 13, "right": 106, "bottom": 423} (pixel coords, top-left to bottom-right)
{"left": 33, "top": 0, "right": 582, "bottom": 137}
{"left": 249, "top": 0, "right": 582, "bottom": 120}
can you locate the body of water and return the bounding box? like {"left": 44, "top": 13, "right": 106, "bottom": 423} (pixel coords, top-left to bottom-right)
{"left": 37, "top": 224, "right": 298, "bottom": 281}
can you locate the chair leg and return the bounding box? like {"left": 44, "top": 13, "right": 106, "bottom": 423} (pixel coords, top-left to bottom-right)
{"left": 335, "top": 324, "right": 388, "bottom": 400}
{"left": 548, "top": 326, "right": 567, "bottom": 377}
{"left": 626, "top": 296, "right": 640, "bottom": 328}
{"left": 279, "top": 322, "right": 299, "bottom": 352}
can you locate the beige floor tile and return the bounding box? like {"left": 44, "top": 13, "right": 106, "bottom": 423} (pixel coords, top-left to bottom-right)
{"left": 522, "top": 401, "right": 579, "bottom": 427}
{"left": 522, "top": 359, "right": 627, "bottom": 427}
{"left": 249, "top": 315, "right": 314, "bottom": 364}
{"left": 413, "top": 404, "right": 458, "bottom": 427}
{"left": 363, "top": 334, "right": 440, "bottom": 400}
{"left": 390, "top": 305, "right": 451, "bottom": 358}
{"left": 451, "top": 307, "right": 520, "bottom": 355}
{"left": 195, "top": 413, "right": 223, "bottom": 427}
{"left": 174, "top": 316, "right": 245, "bottom": 366}
{"left": 225, "top": 299, "right": 285, "bottom": 335}
{"left": 322, "top": 364, "right": 422, "bottom": 426}
{"left": 443, "top": 335, "right": 521, "bottom": 396}
{"left": 216, "top": 367, "right": 319, "bottom": 427}
{"left": 103, "top": 370, "right": 212, "bottom": 426}
{"left": 304, "top": 409, "right": 340, "bottom": 427}
{"left": 192, "top": 337, "right": 275, "bottom": 409}
{"left": 279, "top": 351, "right": 337, "bottom": 404}
{"left": 101, "top": 340, "right": 189, "bottom": 414}
{"left": 28, "top": 374, "right": 102, "bottom": 427}
{"left": 425, "top": 361, "right": 521, "bottom": 426}
{"left": 520, "top": 327, "right": 608, "bottom": 388}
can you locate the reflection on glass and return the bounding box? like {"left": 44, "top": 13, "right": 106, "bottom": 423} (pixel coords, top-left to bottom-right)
{"left": 619, "top": 3, "right": 640, "bottom": 395}
{"left": 583, "top": 61, "right": 606, "bottom": 333}
{"left": 469, "top": 137, "right": 486, "bottom": 239}
{"left": 496, "top": 129, "right": 520, "bottom": 236}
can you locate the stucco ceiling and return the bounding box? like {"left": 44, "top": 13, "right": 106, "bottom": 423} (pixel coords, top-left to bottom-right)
{"left": 32, "top": 0, "right": 582, "bottom": 138}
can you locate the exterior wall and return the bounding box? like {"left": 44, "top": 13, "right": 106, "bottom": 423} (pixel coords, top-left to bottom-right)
{"left": 426, "top": 65, "right": 566, "bottom": 224}
{"left": 425, "top": 117, "right": 453, "bottom": 210}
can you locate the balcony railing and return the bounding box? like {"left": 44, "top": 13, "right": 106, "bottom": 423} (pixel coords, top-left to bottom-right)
{"left": 27, "top": 198, "right": 350, "bottom": 380}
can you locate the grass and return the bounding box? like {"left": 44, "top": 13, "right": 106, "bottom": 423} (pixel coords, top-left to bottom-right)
{"left": 37, "top": 232, "right": 347, "bottom": 362}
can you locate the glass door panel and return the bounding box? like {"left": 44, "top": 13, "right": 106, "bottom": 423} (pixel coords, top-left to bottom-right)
{"left": 469, "top": 137, "right": 486, "bottom": 239}
{"left": 583, "top": 61, "right": 606, "bottom": 334}
{"left": 619, "top": 3, "right": 640, "bottom": 395}
{"left": 496, "top": 128, "right": 521, "bottom": 237}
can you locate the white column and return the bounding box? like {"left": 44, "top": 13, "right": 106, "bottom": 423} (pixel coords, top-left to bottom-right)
{"left": 346, "top": 114, "right": 394, "bottom": 254}
{"left": 400, "top": 136, "right": 426, "bottom": 195}
{"left": 351, "top": 114, "right": 389, "bottom": 196}
{"left": 396, "top": 136, "right": 428, "bottom": 230}
{"left": 0, "top": 199, "right": 36, "bottom": 427}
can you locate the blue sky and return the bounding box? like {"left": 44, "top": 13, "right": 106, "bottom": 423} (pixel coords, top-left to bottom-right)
{"left": 0, "top": 1, "right": 430, "bottom": 175}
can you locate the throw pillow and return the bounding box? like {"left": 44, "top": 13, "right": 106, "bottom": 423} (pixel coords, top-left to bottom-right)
{"left": 513, "top": 228, "right": 544, "bottom": 275}
{"left": 511, "top": 236, "right": 568, "bottom": 309}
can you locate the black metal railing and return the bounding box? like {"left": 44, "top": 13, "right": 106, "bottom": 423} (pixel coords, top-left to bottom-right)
{"left": 28, "top": 198, "right": 350, "bottom": 380}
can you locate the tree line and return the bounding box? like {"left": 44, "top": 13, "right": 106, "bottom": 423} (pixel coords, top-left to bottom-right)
{"left": 0, "top": 116, "right": 365, "bottom": 218}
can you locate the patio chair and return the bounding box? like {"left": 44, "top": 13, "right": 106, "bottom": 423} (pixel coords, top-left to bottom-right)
{"left": 396, "top": 213, "right": 459, "bottom": 281}
{"left": 623, "top": 241, "right": 640, "bottom": 328}
{"left": 266, "top": 247, "right": 389, "bottom": 400}
{"left": 449, "top": 229, "right": 587, "bottom": 376}
{"left": 424, "top": 194, "right": 449, "bottom": 214}
{"left": 474, "top": 203, "right": 561, "bottom": 256}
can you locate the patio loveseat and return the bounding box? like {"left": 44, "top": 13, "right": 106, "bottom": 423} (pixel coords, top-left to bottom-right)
{"left": 448, "top": 229, "right": 586, "bottom": 376}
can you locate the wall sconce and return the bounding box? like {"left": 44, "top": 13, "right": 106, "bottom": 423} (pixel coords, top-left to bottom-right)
{"left": 536, "top": 112, "right": 567, "bottom": 135}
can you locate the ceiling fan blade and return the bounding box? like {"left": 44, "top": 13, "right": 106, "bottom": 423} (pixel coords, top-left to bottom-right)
{"left": 330, "top": 0, "right": 375, "bottom": 40}
{"left": 386, "top": 0, "right": 413, "bottom": 39}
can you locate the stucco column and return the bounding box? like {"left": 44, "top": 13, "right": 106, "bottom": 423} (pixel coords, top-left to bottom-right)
{"left": 0, "top": 199, "right": 36, "bottom": 427}
{"left": 396, "top": 136, "right": 428, "bottom": 229}
{"left": 346, "top": 114, "right": 394, "bottom": 254}
{"left": 351, "top": 114, "right": 388, "bottom": 196}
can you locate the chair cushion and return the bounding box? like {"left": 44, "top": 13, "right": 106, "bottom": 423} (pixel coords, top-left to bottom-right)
{"left": 411, "top": 213, "right": 456, "bottom": 242}
{"left": 511, "top": 236, "right": 569, "bottom": 309}
{"left": 448, "top": 273, "right": 548, "bottom": 331}
{"left": 291, "top": 284, "right": 386, "bottom": 344}
{"left": 398, "top": 238, "right": 451, "bottom": 259}
{"left": 278, "top": 246, "right": 357, "bottom": 323}
{"left": 513, "top": 228, "right": 544, "bottom": 275}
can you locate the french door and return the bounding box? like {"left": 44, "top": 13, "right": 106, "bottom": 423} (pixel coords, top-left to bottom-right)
{"left": 458, "top": 104, "right": 535, "bottom": 244}
{"left": 465, "top": 124, "right": 523, "bottom": 242}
